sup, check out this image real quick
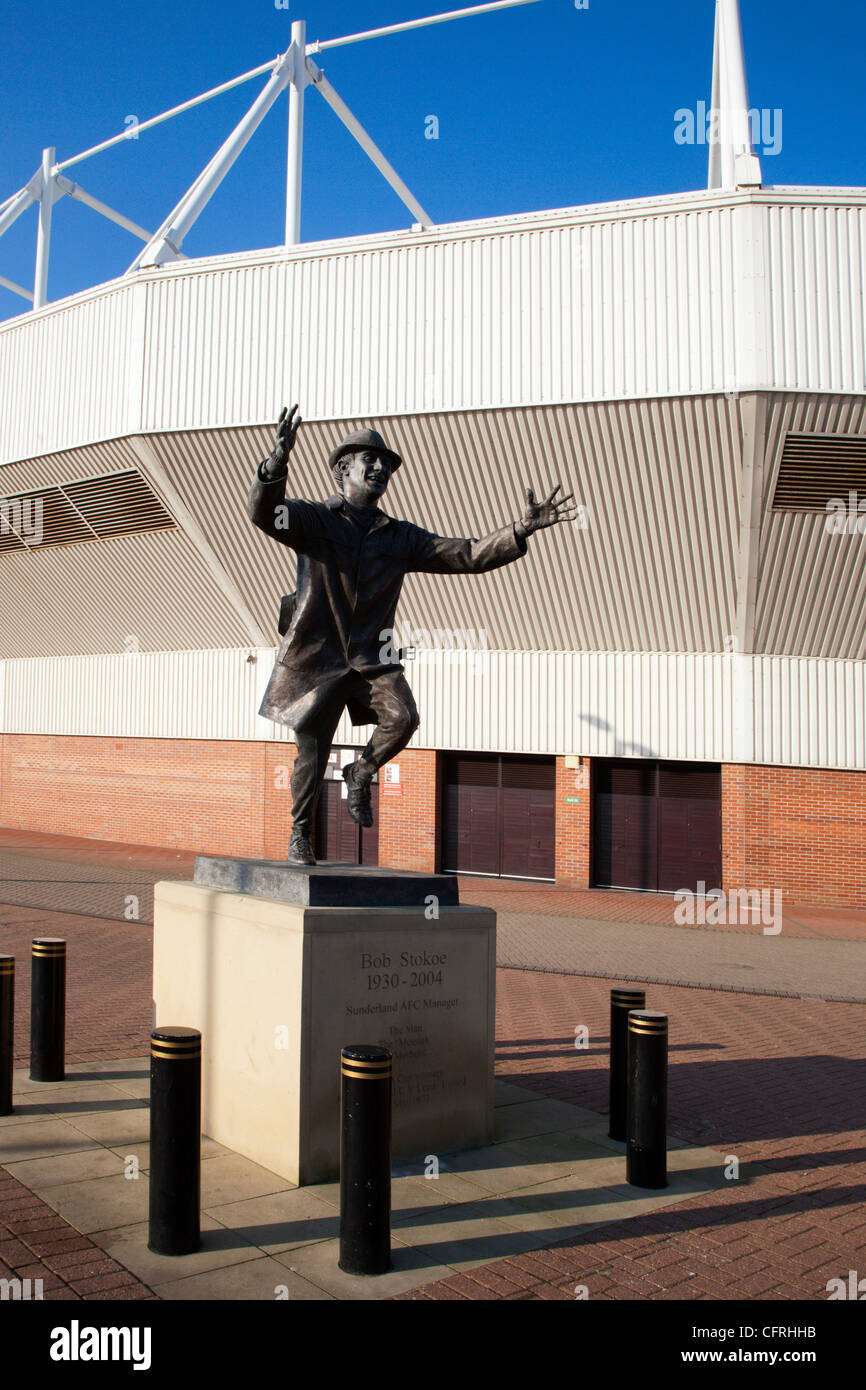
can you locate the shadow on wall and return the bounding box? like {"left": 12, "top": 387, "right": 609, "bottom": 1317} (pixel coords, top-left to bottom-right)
{"left": 579, "top": 713, "right": 657, "bottom": 760}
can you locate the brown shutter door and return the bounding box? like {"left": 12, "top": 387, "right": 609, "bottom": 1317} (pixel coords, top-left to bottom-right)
{"left": 594, "top": 759, "right": 722, "bottom": 892}
{"left": 442, "top": 755, "right": 500, "bottom": 875}
{"left": 442, "top": 754, "right": 555, "bottom": 879}
{"left": 593, "top": 760, "right": 659, "bottom": 890}
{"left": 501, "top": 758, "right": 556, "bottom": 880}
{"left": 314, "top": 781, "right": 379, "bottom": 865}
{"left": 657, "top": 764, "right": 721, "bottom": 892}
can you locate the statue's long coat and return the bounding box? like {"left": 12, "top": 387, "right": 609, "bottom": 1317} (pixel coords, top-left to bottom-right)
{"left": 248, "top": 460, "right": 527, "bottom": 730}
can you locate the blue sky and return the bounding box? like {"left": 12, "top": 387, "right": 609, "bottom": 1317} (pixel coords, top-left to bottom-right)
{"left": 1, "top": 0, "right": 864, "bottom": 313}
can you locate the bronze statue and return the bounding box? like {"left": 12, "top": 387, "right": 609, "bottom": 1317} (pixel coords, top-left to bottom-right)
{"left": 249, "top": 404, "right": 578, "bottom": 865}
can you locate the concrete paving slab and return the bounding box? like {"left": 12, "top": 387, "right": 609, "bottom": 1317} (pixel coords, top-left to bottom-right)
{"left": 494, "top": 1097, "right": 607, "bottom": 1143}
{"left": 0, "top": 1104, "right": 53, "bottom": 1127}
{"left": 492, "top": 1179, "right": 639, "bottom": 1231}
{"left": 493, "top": 1080, "right": 540, "bottom": 1107}
{"left": 154, "top": 1256, "right": 334, "bottom": 1301}
{"left": 498, "top": 911, "right": 866, "bottom": 1002}
{"left": 204, "top": 1187, "right": 340, "bottom": 1254}
{"left": 63, "top": 1107, "right": 151, "bottom": 1147}
{"left": 6, "top": 1083, "right": 145, "bottom": 1116}
{"left": 38, "top": 1170, "right": 149, "bottom": 1234}
{"left": 101, "top": 1078, "right": 150, "bottom": 1100}
{"left": 66, "top": 1059, "right": 149, "bottom": 1079}
{"left": 443, "top": 1139, "right": 589, "bottom": 1195}
{"left": 390, "top": 1168, "right": 493, "bottom": 1209}
{"left": 274, "top": 1237, "right": 452, "bottom": 1300}
{"left": 0, "top": 1117, "right": 101, "bottom": 1161}
{"left": 11, "top": 1068, "right": 66, "bottom": 1095}
{"left": 392, "top": 1196, "right": 563, "bottom": 1270}
{"left": 5, "top": 1147, "right": 128, "bottom": 1191}
{"left": 502, "top": 1128, "right": 626, "bottom": 1171}
{"left": 112, "top": 1136, "right": 230, "bottom": 1168}
{"left": 91, "top": 1214, "right": 263, "bottom": 1285}
{"left": 200, "top": 1153, "right": 293, "bottom": 1207}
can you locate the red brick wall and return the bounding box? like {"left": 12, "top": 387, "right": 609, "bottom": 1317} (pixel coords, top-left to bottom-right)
{"left": 722, "top": 763, "right": 866, "bottom": 908}
{"left": 0, "top": 733, "right": 441, "bottom": 872}
{"left": 555, "top": 756, "right": 591, "bottom": 887}
{"left": 263, "top": 744, "right": 298, "bottom": 860}
{"left": 721, "top": 763, "right": 746, "bottom": 889}
{"left": 0, "top": 734, "right": 274, "bottom": 858}
{"left": 377, "top": 748, "right": 439, "bottom": 874}
{"left": 1, "top": 735, "right": 864, "bottom": 905}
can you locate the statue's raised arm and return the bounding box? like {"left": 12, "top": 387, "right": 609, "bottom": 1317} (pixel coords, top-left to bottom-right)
{"left": 263, "top": 403, "right": 303, "bottom": 478}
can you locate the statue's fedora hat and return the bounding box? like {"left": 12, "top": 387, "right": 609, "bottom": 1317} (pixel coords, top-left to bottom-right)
{"left": 328, "top": 428, "right": 402, "bottom": 475}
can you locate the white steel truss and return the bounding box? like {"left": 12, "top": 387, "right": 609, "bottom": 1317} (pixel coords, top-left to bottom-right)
{"left": 0, "top": 0, "right": 761, "bottom": 314}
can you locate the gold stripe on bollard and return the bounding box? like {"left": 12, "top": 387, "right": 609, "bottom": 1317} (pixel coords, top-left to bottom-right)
{"left": 341, "top": 1057, "right": 392, "bottom": 1069}
{"left": 341, "top": 1066, "right": 391, "bottom": 1080}
{"left": 151, "top": 1049, "right": 201, "bottom": 1061}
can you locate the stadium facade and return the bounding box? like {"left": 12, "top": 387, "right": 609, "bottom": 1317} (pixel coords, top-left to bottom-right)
{"left": 1, "top": 180, "right": 864, "bottom": 906}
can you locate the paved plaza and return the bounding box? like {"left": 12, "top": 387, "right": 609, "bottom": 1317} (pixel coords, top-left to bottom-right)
{"left": 1, "top": 829, "right": 864, "bottom": 1301}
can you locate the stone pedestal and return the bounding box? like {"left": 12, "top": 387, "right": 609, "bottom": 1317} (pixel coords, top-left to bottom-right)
{"left": 152, "top": 861, "right": 495, "bottom": 1186}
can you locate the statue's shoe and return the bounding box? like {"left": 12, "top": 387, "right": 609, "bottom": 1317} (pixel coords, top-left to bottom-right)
{"left": 342, "top": 762, "right": 374, "bottom": 828}
{"left": 288, "top": 829, "right": 316, "bottom": 866}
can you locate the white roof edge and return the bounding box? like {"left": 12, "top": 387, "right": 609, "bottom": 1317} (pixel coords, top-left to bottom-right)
{"left": 3, "top": 183, "right": 866, "bottom": 329}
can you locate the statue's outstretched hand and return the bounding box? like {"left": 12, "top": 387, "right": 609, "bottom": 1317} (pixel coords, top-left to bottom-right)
{"left": 269, "top": 403, "right": 303, "bottom": 471}
{"left": 517, "top": 483, "right": 580, "bottom": 538}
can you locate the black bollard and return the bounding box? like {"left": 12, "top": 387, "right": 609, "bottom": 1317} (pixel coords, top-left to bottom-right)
{"left": 339, "top": 1044, "right": 392, "bottom": 1275}
{"left": 0, "top": 955, "right": 13, "bottom": 1116}
{"left": 30, "top": 939, "right": 66, "bottom": 1082}
{"left": 626, "top": 1010, "right": 668, "bottom": 1189}
{"left": 608, "top": 987, "right": 646, "bottom": 1140}
{"left": 148, "top": 1026, "right": 201, "bottom": 1256}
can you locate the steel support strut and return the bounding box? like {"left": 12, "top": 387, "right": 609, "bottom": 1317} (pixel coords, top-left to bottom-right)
{"left": 33, "top": 148, "right": 59, "bottom": 309}
{"left": 130, "top": 46, "right": 297, "bottom": 271}
{"left": 286, "top": 20, "right": 307, "bottom": 245}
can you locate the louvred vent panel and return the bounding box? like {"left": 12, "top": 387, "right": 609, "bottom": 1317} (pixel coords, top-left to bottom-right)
{"left": 773, "top": 434, "right": 866, "bottom": 511}
{"left": 0, "top": 470, "right": 175, "bottom": 550}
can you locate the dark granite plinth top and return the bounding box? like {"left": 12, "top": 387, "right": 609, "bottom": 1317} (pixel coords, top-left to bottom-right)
{"left": 194, "top": 856, "right": 460, "bottom": 908}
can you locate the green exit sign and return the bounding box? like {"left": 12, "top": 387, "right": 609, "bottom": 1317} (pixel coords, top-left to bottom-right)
{"left": 564, "top": 796, "right": 581, "bottom": 804}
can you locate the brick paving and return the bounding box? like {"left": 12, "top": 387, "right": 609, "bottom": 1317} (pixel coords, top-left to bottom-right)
{"left": 394, "top": 972, "right": 866, "bottom": 1300}
{"left": 4, "top": 825, "right": 866, "bottom": 940}
{"left": 1, "top": 828, "right": 865, "bottom": 1302}
{"left": 0, "top": 903, "right": 152, "bottom": 1066}
{"left": 0, "top": 1167, "right": 156, "bottom": 1301}
{"left": 455, "top": 876, "right": 866, "bottom": 942}
{"left": 495, "top": 910, "right": 866, "bottom": 1001}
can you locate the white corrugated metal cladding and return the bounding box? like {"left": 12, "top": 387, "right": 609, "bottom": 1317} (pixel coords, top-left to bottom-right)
{"left": 2, "top": 189, "right": 865, "bottom": 462}
{"left": 3, "top": 649, "right": 864, "bottom": 773}
{"left": 1, "top": 187, "right": 864, "bottom": 769}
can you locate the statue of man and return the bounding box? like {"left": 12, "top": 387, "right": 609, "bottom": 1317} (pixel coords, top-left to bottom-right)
{"left": 249, "top": 404, "right": 578, "bottom": 865}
